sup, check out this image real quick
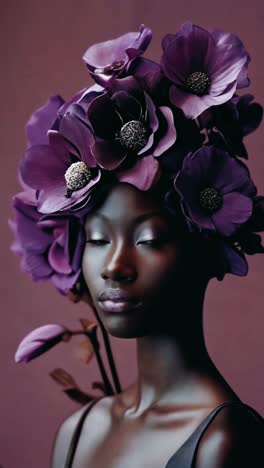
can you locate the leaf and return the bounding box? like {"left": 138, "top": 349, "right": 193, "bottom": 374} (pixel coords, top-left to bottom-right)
{"left": 49, "top": 368, "right": 78, "bottom": 389}
{"left": 247, "top": 196, "right": 264, "bottom": 232}
{"left": 238, "top": 232, "right": 264, "bottom": 255}
{"left": 92, "top": 381, "right": 108, "bottom": 395}
{"left": 63, "top": 388, "right": 95, "bottom": 405}
{"left": 79, "top": 318, "right": 98, "bottom": 333}
{"left": 76, "top": 338, "right": 95, "bottom": 364}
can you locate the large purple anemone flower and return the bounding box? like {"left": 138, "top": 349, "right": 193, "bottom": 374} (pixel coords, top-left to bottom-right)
{"left": 83, "top": 24, "right": 152, "bottom": 87}
{"left": 161, "top": 22, "right": 250, "bottom": 119}
{"left": 174, "top": 146, "right": 256, "bottom": 236}
{"left": 20, "top": 129, "right": 100, "bottom": 214}
{"left": 9, "top": 191, "right": 85, "bottom": 294}
{"left": 87, "top": 76, "right": 176, "bottom": 170}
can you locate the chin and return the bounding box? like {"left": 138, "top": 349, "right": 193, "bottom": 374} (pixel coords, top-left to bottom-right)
{"left": 100, "top": 313, "right": 149, "bottom": 339}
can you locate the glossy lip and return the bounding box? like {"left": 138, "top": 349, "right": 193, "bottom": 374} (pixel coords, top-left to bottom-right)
{"left": 97, "top": 289, "right": 142, "bottom": 313}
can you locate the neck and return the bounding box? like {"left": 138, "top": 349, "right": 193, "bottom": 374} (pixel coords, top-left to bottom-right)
{"left": 125, "top": 282, "right": 237, "bottom": 415}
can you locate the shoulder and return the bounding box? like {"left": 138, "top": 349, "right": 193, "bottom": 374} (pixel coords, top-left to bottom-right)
{"left": 194, "top": 403, "right": 264, "bottom": 468}
{"left": 50, "top": 397, "right": 110, "bottom": 468}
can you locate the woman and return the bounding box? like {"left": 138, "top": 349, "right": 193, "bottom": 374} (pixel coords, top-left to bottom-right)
{"left": 11, "top": 22, "right": 264, "bottom": 467}
{"left": 50, "top": 182, "right": 263, "bottom": 468}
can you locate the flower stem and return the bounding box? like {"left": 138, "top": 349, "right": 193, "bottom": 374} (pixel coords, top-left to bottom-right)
{"left": 85, "top": 331, "right": 114, "bottom": 396}
{"left": 90, "top": 307, "right": 122, "bottom": 394}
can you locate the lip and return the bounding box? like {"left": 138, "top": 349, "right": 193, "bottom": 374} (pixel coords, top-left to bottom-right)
{"left": 98, "top": 289, "right": 142, "bottom": 313}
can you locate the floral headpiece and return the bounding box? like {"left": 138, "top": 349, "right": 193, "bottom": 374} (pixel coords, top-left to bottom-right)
{"left": 10, "top": 22, "right": 264, "bottom": 296}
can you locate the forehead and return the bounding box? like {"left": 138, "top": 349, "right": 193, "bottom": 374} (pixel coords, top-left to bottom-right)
{"left": 86, "top": 183, "right": 166, "bottom": 225}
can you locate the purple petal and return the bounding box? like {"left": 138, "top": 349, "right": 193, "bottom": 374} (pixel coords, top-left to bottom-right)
{"left": 209, "top": 49, "right": 248, "bottom": 95}
{"left": 117, "top": 156, "right": 161, "bottom": 190}
{"left": 212, "top": 192, "right": 253, "bottom": 236}
{"left": 20, "top": 143, "right": 69, "bottom": 190}
{"left": 83, "top": 25, "right": 151, "bottom": 79}
{"left": 214, "top": 156, "right": 257, "bottom": 197}
{"left": 26, "top": 95, "right": 65, "bottom": 147}
{"left": 88, "top": 92, "right": 120, "bottom": 138}
{"left": 51, "top": 269, "right": 81, "bottom": 294}
{"left": 137, "top": 93, "right": 158, "bottom": 155}
{"left": 37, "top": 172, "right": 100, "bottom": 213}
{"left": 15, "top": 324, "right": 67, "bottom": 363}
{"left": 112, "top": 91, "right": 142, "bottom": 120}
{"left": 91, "top": 140, "right": 126, "bottom": 170}
{"left": 59, "top": 113, "right": 96, "bottom": 167}
{"left": 153, "top": 106, "right": 177, "bottom": 157}
{"left": 130, "top": 57, "right": 164, "bottom": 94}
{"left": 83, "top": 30, "right": 137, "bottom": 67}
{"left": 15, "top": 212, "right": 51, "bottom": 252}
{"left": 169, "top": 81, "right": 237, "bottom": 119}
{"left": 222, "top": 242, "right": 248, "bottom": 276}
{"left": 125, "top": 24, "right": 152, "bottom": 60}
{"left": 210, "top": 29, "right": 250, "bottom": 89}
{"left": 24, "top": 251, "right": 53, "bottom": 278}
{"left": 48, "top": 241, "right": 72, "bottom": 275}
{"left": 161, "top": 22, "right": 215, "bottom": 85}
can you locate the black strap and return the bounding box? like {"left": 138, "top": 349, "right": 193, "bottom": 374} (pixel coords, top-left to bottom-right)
{"left": 64, "top": 398, "right": 103, "bottom": 468}
{"left": 165, "top": 401, "right": 264, "bottom": 468}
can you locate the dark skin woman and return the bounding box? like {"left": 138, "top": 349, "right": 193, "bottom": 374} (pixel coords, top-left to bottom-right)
{"left": 52, "top": 183, "right": 263, "bottom": 468}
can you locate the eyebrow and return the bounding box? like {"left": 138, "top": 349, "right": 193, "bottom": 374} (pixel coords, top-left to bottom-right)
{"left": 88, "top": 210, "right": 166, "bottom": 225}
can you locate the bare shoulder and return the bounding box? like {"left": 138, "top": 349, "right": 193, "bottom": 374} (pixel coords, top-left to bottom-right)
{"left": 50, "top": 396, "right": 112, "bottom": 468}
{"left": 194, "top": 403, "right": 264, "bottom": 468}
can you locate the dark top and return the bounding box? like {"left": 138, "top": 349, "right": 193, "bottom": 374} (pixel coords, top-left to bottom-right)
{"left": 64, "top": 399, "right": 264, "bottom": 468}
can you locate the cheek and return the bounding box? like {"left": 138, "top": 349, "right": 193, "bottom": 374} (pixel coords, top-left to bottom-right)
{"left": 81, "top": 247, "right": 102, "bottom": 295}
{"left": 138, "top": 246, "right": 184, "bottom": 291}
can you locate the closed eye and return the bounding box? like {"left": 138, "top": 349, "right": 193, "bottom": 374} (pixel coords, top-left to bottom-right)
{"left": 86, "top": 239, "right": 109, "bottom": 246}
{"left": 137, "top": 238, "right": 165, "bottom": 247}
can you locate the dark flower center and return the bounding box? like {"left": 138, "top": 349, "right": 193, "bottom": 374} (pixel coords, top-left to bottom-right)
{"left": 185, "top": 72, "right": 210, "bottom": 96}
{"left": 199, "top": 187, "right": 222, "bottom": 213}
{"left": 117, "top": 120, "right": 149, "bottom": 152}
{"left": 64, "top": 162, "right": 92, "bottom": 198}
{"left": 94, "top": 60, "right": 125, "bottom": 75}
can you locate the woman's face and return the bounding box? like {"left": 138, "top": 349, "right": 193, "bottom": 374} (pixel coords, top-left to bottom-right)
{"left": 82, "top": 183, "right": 190, "bottom": 338}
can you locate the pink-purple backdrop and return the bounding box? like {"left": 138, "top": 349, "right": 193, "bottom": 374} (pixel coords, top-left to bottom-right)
{"left": 1, "top": 1, "right": 264, "bottom": 467}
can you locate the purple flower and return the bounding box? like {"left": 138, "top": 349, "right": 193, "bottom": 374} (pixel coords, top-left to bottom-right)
{"left": 83, "top": 24, "right": 152, "bottom": 87}
{"left": 15, "top": 324, "right": 71, "bottom": 363}
{"left": 161, "top": 22, "right": 250, "bottom": 119}
{"left": 87, "top": 76, "right": 176, "bottom": 170}
{"left": 9, "top": 191, "right": 85, "bottom": 294}
{"left": 211, "top": 94, "right": 263, "bottom": 158}
{"left": 174, "top": 146, "right": 256, "bottom": 236}
{"left": 19, "top": 129, "right": 100, "bottom": 214}
{"left": 213, "top": 238, "right": 249, "bottom": 278}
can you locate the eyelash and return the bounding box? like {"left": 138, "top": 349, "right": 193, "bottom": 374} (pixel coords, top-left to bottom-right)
{"left": 86, "top": 239, "right": 109, "bottom": 246}
{"left": 86, "top": 239, "right": 165, "bottom": 248}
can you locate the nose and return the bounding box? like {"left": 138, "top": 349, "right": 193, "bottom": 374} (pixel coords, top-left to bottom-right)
{"left": 101, "top": 242, "right": 137, "bottom": 284}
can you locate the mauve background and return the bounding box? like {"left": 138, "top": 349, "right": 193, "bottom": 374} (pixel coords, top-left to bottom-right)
{"left": 1, "top": 0, "right": 263, "bottom": 467}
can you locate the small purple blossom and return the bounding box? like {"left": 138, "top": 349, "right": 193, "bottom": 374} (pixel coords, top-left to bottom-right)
{"left": 83, "top": 24, "right": 152, "bottom": 87}
{"left": 161, "top": 22, "right": 250, "bottom": 119}
{"left": 211, "top": 94, "right": 263, "bottom": 158}
{"left": 87, "top": 76, "right": 176, "bottom": 170}
{"left": 174, "top": 146, "right": 256, "bottom": 236}
{"left": 15, "top": 324, "right": 71, "bottom": 363}
{"left": 9, "top": 191, "right": 85, "bottom": 294}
